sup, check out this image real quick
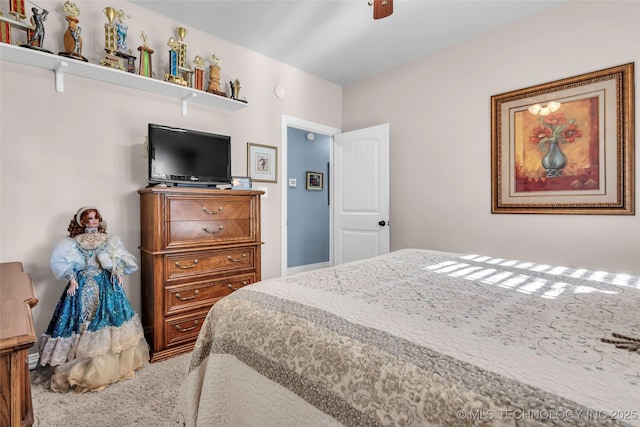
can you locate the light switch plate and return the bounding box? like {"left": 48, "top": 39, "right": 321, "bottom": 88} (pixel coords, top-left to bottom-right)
{"left": 288, "top": 178, "right": 297, "bottom": 187}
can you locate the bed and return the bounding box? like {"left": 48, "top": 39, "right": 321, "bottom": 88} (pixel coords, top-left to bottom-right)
{"left": 172, "top": 248, "right": 640, "bottom": 426}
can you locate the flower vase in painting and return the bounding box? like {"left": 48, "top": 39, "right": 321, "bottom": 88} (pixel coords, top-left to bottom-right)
{"left": 514, "top": 98, "right": 599, "bottom": 193}
{"left": 529, "top": 104, "right": 583, "bottom": 177}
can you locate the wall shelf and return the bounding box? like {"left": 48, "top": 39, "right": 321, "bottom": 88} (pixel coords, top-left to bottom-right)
{"left": 0, "top": 43, "right": 247, "bottom": 116}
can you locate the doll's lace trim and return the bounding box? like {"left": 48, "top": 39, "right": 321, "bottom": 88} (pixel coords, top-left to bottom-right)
{"left": 75, "top": 232, "right": 108, "bottom": 249}
{"left": 37, "top": 314, "right": 146, "bottom": 367}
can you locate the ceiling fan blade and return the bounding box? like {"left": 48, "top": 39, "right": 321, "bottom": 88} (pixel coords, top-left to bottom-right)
{"left": 373, "top": 0, "right": 393, "bottom": 19}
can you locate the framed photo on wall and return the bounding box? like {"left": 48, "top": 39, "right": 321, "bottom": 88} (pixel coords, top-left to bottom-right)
{"left": 306, "top": 171, "right": 323, "bottom": 190}
{"left": 247, "top": 143, "right": 277, "bottom": 183}
{"left": 491, "top": 63, "right": 634, "bottom": 215}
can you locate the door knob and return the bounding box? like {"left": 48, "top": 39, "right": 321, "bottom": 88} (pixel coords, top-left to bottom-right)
{"left": 378, "top": 220, "right": 386, "bottom": 226}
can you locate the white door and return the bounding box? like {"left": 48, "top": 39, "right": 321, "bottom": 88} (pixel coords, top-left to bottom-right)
{"left": 333, "top": 124, "right": 389, "bottom": 265}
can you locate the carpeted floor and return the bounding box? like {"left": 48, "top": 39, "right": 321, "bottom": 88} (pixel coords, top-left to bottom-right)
{"left": 30, "top": 353, "right": 191, "bottom": 427}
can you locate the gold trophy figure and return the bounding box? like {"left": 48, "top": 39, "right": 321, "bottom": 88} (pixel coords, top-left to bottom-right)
{"left": 58, "top": 1, "right": 86, "bottom": 61}
{"left": 99, "top": 6, "right": 123, "bottom": 70}
{"left": 137, "top": 31, "right": 154, "bottom": 78}
{"left": 192, "top": 55, "right": 205, "bottom": 91}
{"left": 206, "top": 55, "right": 226, "bottom": 97}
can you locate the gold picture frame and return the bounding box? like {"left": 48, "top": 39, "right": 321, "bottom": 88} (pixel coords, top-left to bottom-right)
{"left": 247, "top": 143, "right": 277, "bottom": 183}
{"left": 491, "top": 63, "right": 634, "bottom": 215}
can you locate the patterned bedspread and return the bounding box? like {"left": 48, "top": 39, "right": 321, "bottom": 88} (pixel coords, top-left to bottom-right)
{"left": 172, "top": 249, "right": 640, "bottom": 426}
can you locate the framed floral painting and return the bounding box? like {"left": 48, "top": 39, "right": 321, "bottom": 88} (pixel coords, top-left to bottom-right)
{"left": 491, "top": 63, "right": 634, "bottom": 215}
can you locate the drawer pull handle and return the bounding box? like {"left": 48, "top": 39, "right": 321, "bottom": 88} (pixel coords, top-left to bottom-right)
{"left": 175, "top": 289, "right": 200, "bottom": 301}
{"left": 227, "top": 254, "right": 247, "bottom": 263}
{"left": 175, "top": 259, "right": 199, "bottom": 269}
{"left": 227, "top": 281, "right": 249, "bottom": 291}
{"left": 174, "top": 320, "right": 198, "bottom": 333}
{"left": 202, "top": 225, "right": 224, "bottom": 234}
{"left": 202, "top": 206, "right": 223, "bottom": 215}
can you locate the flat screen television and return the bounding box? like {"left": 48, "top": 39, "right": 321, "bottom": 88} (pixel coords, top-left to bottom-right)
{"left": 147, "top": 123, "right": 231, "bottom": 187}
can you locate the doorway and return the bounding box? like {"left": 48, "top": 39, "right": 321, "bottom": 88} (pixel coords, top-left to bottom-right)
{"left": 280, "top": 115, "right": 339, "bottom": 276}
{"left": 286, "top": 128, "right": 331, "bottom": 273}
{"left": 280, "top": 116, "right": 390, "bottom": 276}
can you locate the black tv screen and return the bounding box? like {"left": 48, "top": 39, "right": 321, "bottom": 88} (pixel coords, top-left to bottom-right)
{"left": 148, "top": 123, "right": 231, "bottom": 186}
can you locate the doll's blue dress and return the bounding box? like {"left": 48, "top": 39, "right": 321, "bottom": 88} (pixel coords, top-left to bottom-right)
{"left": 37, "top": 230, "right": 149, "bottom": 392}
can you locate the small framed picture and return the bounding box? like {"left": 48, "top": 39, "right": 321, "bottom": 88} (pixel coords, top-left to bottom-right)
{"left": 231, "top": 176, "right": 252, "bottom": 190}
{"left": 247, "top": 143, "right": 277, "bottom": 183}
{"left": 306, "top": 171, "right": 323, "bottom": 190}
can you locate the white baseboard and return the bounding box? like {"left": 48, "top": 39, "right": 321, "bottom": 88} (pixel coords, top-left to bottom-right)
{"left": 29, "top": 353, "right": 39, "bottom": 370}
{"left": 287, "top": 261, "right": 330, "bottom": 276}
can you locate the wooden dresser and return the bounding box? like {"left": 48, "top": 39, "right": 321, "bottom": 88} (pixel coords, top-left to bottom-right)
{"left": 0, "top": 262, "right": 38, "bottom": 427}
{"left": 138, "top": 186, "right": 263, "bottom": 362}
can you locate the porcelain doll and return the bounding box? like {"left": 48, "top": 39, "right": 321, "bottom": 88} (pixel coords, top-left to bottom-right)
{"left": 36, "top": 206, "right": 149, "bottom": 393}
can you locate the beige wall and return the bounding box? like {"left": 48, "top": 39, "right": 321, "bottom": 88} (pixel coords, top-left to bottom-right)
{"left": 0, "top": 1, "right": 341, "bottom": 342}
{"left": 343, "top": 1, "right": 640, "bottom": 275}
{"left": 2, "top": 1, "right": 639, "bottom": 356}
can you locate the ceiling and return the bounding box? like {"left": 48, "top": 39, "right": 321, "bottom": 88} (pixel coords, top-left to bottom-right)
{"left": 131, "top": 0, "right": 564, "bottom": 86}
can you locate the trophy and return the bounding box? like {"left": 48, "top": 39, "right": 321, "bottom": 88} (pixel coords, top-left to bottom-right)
{"left": 192, "top": 55, "right": 205, "bottom": 91}
{"left": 114, "top": 9, "right": 130, "bottom": 53}
{"left": 114, "top": 9, "right": 136, "bottom": 73}
{"left": 0, "top": 0, "right": 46, "bottom": 46}
{"left": 99, "top": 6, "right": 123, "bottom": 70}
{"left": 230, "top": 78, "right": 247, "bottom": 103}
{"left": 58, "top": 1, "right": 86, "bottom": 60}
{"left": 137, "top": 31, "right": 154, "bottom": 78}
{"left": 0, "top": 9, "right": 10, "bottom": 44}
{"left": 1, "top": 0, "right": 34, "bottom": 45}
{"left": 175, "top": 27, "right": 193, "bottom": 86}
{"left": 206, "top": 54, "right": 226, "bottom": 97}
{"left": 164, "top": 28, "right": 191, "bottom": 86}
{"left": 9, "top": 0, "right": 27, "bottom": 20}
{"left": 164, "top": 37, "right": 186, "bottom": 86}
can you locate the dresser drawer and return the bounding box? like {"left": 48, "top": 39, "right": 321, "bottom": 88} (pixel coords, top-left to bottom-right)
{"left": 165, "top": 273, "right": 255, "bottom": 315}
{"left": 165, "top": 247, "right": 256, "bottom": 281}
{"left": 167, "top": 219, "right": 252, "bottom": 247}
{"left": 168, "top": 198, "right": 250, "bottom": 221}
{"left": 165, "top": 311, "right": 208, "bottom": 348}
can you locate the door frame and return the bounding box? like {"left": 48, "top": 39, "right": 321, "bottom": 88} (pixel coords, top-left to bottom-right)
{"left": 280, "top": 115, "right": 340, "bottom": 277}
